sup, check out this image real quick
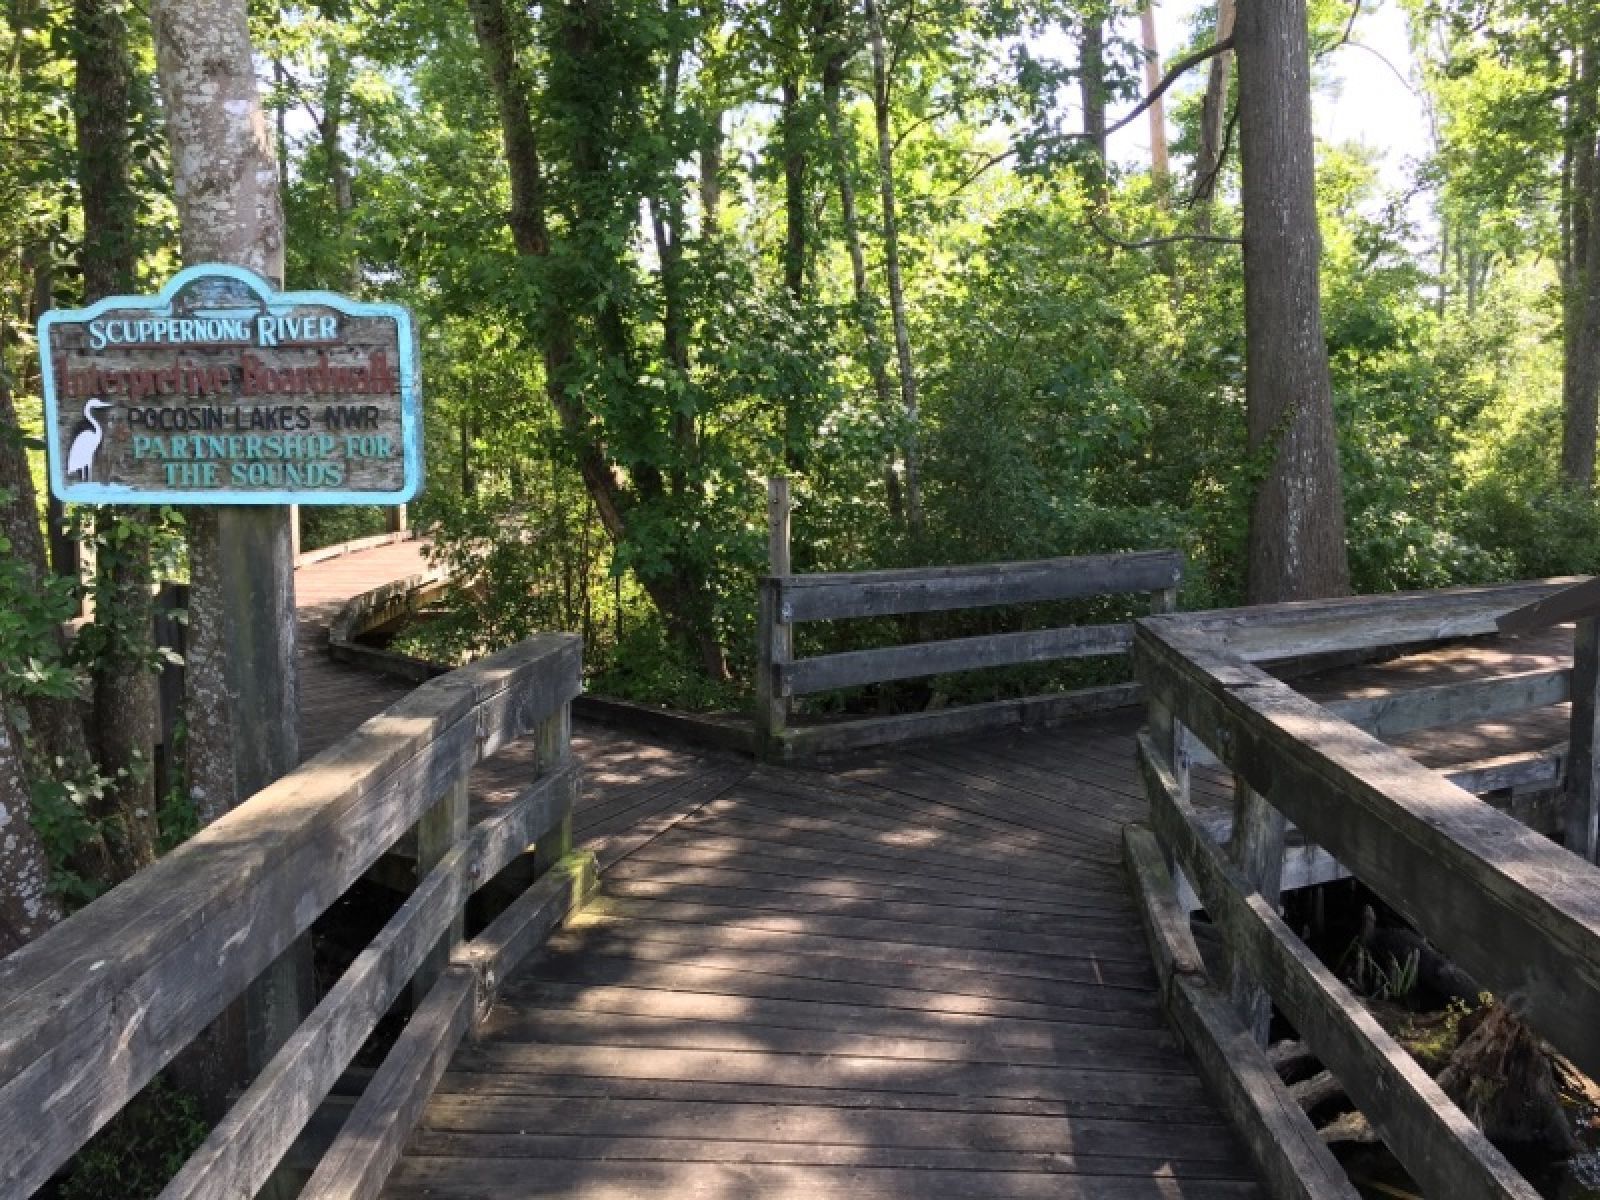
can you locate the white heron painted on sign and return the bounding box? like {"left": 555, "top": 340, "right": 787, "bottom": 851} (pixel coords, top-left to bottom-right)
{"left": 66, "top": 399, "right": 112, "bottom": 481}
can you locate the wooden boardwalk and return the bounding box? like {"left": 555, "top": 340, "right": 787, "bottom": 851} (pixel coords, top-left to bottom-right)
{"left": 385, "top": 721, "right": 1261, "bottom": 1200}
{"left": 290, "top": 545, "right": 1583, "bottom": 1198}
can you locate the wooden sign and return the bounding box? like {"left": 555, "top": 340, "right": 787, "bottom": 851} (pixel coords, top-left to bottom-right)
{"left": 38, "top": 264, "right": 421, "bottom": 505}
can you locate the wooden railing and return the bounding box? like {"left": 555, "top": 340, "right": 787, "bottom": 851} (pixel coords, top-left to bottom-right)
{"left": 755, "top": 547, "right": 1184, "bottom": 758}
{"left": 0, "top": 634, "right": 591, "bottom": 1200}
{"left": 1128, "top": 580, "right": 1600, "bottom": 1200}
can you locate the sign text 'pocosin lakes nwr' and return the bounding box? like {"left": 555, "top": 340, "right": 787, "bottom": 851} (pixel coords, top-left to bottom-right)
{"left": 39, "top": 264, "right": 422, "bottom": 505}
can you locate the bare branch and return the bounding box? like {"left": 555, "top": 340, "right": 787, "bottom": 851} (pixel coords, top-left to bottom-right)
{"left": 1087, "top": 211, "right": 1242, "bottom": 250}
{"left": 943, "top": 147, "right": 1017, "bottom": 198}
{"left": 1103, "top": 36, "right": 1235, "bottom": 139}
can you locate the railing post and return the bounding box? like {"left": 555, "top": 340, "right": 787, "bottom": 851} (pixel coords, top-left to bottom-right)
{"left": 1567, "top": 615, "right": 1600, "bottom": 861}
{"left": 756, "top": 478, "right": 793, "bottom": 759}
{"left": 413, "top": 767, "right": 470, "bottom": 1004}
{"left": 533, "top": 702, "right": 574, "bottom": 873}
{"left": 1227, "top": 782, "right": 1286, "bottom": 1045}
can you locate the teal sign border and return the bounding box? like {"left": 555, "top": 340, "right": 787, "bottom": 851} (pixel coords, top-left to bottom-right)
{"left": 38, "top": 263, "right": 422, "bottom": 506}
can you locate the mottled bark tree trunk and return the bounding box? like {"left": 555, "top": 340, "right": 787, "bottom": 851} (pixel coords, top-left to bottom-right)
{"left": 1192, "top": 0, "right": 1236, "bottom": 223}
{"left": 1140, "top": 3, "right": 1169, "bottom": 188}
{"left": 822, "top": 44, "right": 903, "bottom": 523}
{"left": 866, "top": 0, "right": 922, "bottom": 537}
{"left": 699, "top": 110, "right": 722, "bottom": 238}
{"left": 1237, "top": 0, "right": 1350, "bottom": 603}
{"left": 1561, "top": 37, "right": 1600, "bottom": 489}
{"left": 150, "top": 0, "right": 308, "bottom": 1121}
{"left": 0, "top": 711, "right": 62, "bottom": 958}
{"left": 150, "top": 0, "right": 298, "bottom": 824}
{"left": 1080, "top": 16, "right": 1107, "bottom": 165}
{"left": 75, "top": 0, "right": 160, "bottom": 881}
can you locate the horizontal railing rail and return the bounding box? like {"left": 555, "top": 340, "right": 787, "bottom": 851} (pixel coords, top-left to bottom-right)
{"left": 756, "top": 549, "right": 1184, "bottom": 758}
{"left": 0, "top": 633, "right": 591, "bottom": 1200}
{"left": 1128, "top": 579, "right": 1595, "bottom": 1200}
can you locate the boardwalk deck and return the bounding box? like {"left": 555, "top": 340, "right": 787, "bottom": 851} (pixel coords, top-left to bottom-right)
{"left": 382, "top": 723, "right": 1262, "bottom": 1200}
{"left": 285, "top": 547, "right": 1585, "bottom": 1198}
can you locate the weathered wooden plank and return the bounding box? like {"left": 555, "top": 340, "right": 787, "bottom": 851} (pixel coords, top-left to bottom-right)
{"left": 1142, "top": 734, "right": 1538, "bottom": 1200}
{"left": 400, "top": 1129, "right": 1250, "bottom": 1179}
{"left": 1226, "top": 780, "right": 1285, "bottom": 1045}
{"left": 0, "top": 634, "right": 579, "bottom": 1199}
{"left": 384, "top": 1157, "right": 1259, "bottom": 1200}
{"left": 156, "top": 758, "right": 580, "bottom": 1200}
{"left": 1496, "top": 574, "right": 1600, "bottom": 634}
{"left": 1122, "top": 792, "right": 1354, "bottom": 1199}
{"left": 1326, "top": 667, "right": 1570, "bottom": 740}
{"left": 777, "top": 551, "right": 1184, "bottom": 622}
{"left": 1166, "top": 973, "right": 1359, "bottom": 1200}
{"left": 412, "top": 772, "right": 469, "bottom": 1003}
{"left": 1136, "top": 620, "right": 1600, "bottom": 1081}
{"left": 1567, "top": 617, "right": 1600, "bottom": 860}
{"left": 581, "top": 893, "right": 1150, "bottom": 964}
{"left": 782, "top": 624, "right": 1131, "bottom": 696}
{"left": 1445, "top": 744, "right": 1564, "bottom": 798}
{"left": 301, "top": 965, "right": 475, "bottom": 1200}
{"left": 1162, "top": 578, "right": 1571, "bottom": 663}
{"left": 514, "top": 950, "right": 1158, "bottom": 1026}
{"left": 775, "top": 683, "right": 1141, "bottom": 758}
{"left": 454, "top": 852, "right": 597, "bottom": 1023}
{"left": 410, "top": 1094, "right": 1236, "bottom": 1162}
{"left": 491, "top": 980, "right": 1171, "bottom": 1060}
{"left": 1121, "top": 824, "right": 1205, "bottom": 1002}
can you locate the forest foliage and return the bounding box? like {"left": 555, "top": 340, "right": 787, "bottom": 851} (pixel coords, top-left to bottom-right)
{"left": 1, "top": 0, "right": 1599, "bottom": 895}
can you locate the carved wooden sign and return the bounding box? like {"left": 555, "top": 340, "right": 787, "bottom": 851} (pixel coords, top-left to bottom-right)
{"left": 39, "top": 264, "right": 422, "bottom": 505}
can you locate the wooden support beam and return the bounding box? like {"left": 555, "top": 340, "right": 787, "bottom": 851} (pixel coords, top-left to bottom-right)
{"left": 774, "top": 683, "right": 1141, "bottom": 760}
{"left": 781, "top": 623, "right": 1130, "bottom": 696}
{"left": 778, "top": 550, "right": 1183, "bottom": 623}
{"left": 1227, "top": 780, "right": 1285, "bottom": 1045}
{"left": 1140, "top": 734, "right": 1539, "bottom": 1200}
{"left": 755, "top": 579, "right": 789, "bottom": 759}
{"left": 412, "top": 772, "right": 469, "bottom": 1004}
{"left": 1135, "top": 621, "right": 1600, "bottom": 1082}
{"left": 1567, "top": 616, "right": 1600, "bottom": 861}
{"left": 1121, "top": 820, "right": 1357, "bottom": 1200}
{"left": 299, "top": 966, "right": 475, "bottom": 1200}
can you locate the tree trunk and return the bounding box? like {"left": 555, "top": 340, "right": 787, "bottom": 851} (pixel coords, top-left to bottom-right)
{"left": 1237, "top": 0, "right": 1350, "bottom": 603}
{"left": 75, "top": 0, "right": 160, "bottom": 881}
{"left": 1560, "top": 38, "right": 1600, "bottom": 489}
{"left": 866, "top": 0, "right": 923, "bottom": 537}
{"left": 467, "top": 0, "right": 729, "bottom": 680}
{"left": 821, "top": 31, "right": 902, "bottom": 523}
{"left": 0, "top": 710, "right": 63, "bottom": 959}
{"left": 151, "top": 0, "right": 309, "bottom": 1121}
{"left": 320, "top": 47, "right": 360, "bottom": 293}
{"left": 1080, "top": 16, "right": 1107, "bottom": 165}
{"left": 1192, "top": 0, "right": 1236, "bottom": 220}
{"left": 1140, "top": 3, "right": 1169, "bottom": 188}
{"left": 699, "top": 110, "right": 722, "bottom": 238}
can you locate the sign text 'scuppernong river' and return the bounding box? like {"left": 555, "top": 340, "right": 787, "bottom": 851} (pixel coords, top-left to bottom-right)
{"left": 39, "top": 264, "right": 422, "bottom": 505}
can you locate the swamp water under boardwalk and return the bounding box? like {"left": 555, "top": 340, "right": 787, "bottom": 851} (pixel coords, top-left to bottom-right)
{"left": 379, "top": 723, "right": 1260, "bottom": 1200}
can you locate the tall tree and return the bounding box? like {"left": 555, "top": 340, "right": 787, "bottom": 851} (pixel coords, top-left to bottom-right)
{"left": 74, "top": 0, "right": 161, "bottom": 880}
{"left": 817, "top": 0, "right": 902, "bottom": 519}
{"left": 1560, "top": 31, "right": 1600, "bottom": 487}
{"left": 865, "top": 0, "right": 923, "bottom": 536}
{"left": 466, "top": 0, "right": 731, "bottom": 679}
{"left": 1138, "top": 2, "right": 1169, "bottom": 187}
{"left": 150, "top": 0, "right": 310, "bottom": 1117}
{"left": 1192, "top": 0, "right": 1237, "bottom": 222}
{"left": 1237, "top": 0, "right": 1350, "bottom": 601}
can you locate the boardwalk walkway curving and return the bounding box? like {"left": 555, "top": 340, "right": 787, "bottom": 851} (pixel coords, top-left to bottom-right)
{"left": 381, "top": 718, "right": 1261, "bottom": 1200}
{"left": 294, "top": 544, "right": 1580, "bottom": 1198}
